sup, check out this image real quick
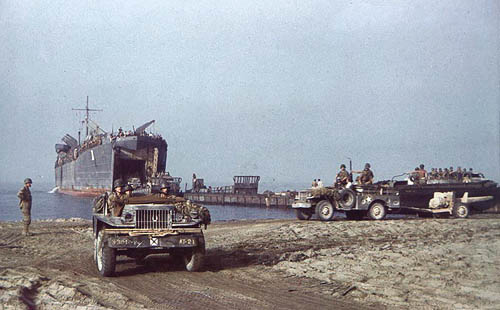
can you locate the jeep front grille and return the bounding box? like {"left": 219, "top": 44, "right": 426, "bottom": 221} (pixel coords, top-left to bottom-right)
{"left": 297, "top": 191, "right": 311, "bottom": 200}
{"left": 136, "top": 209, "right": 172, "bottom": 229}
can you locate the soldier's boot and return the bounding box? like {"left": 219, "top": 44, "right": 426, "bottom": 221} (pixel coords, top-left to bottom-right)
{"left": 23, "top": 224, "right": 31, "bottom": 236}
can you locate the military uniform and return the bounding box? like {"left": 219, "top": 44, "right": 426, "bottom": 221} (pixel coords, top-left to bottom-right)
{"left": 359, "top": 168, "right": 374, "bottom": 184}
{"left": 336, "top": 169, "right": 350, "bottom": 186}
{"left": 17, "top": 182, "right": 32, "bottom": 236}
{"left": 107, "top": 192, "right": 127, "bottom": 217}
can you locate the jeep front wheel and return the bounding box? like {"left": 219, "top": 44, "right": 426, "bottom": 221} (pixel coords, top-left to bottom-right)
{"left": 184, "top": 246, "right": 205, "bottom": 272}
{"left": 316, "top": 200, "right": 335, "bottom": 221}
{"left": 96, "top": 230, "right": 116, "bottom": 277}
{"left": 295, "top": 208, "right": 313, "bottom": 220}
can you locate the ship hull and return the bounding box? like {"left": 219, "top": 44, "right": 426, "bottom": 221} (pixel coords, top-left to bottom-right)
{"left": 55, "top": 135, "right": 168, "bottom": 197}
{"left": 55, "top": 143, "right": 114, "bottom": 195}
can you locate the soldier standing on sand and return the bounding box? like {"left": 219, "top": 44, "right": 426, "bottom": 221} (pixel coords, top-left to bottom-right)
{"left": 108, "top": 179, "right": 127, "bottom": 217}
{"left": 17, "top": 178, "right": 33, "bottom": 236}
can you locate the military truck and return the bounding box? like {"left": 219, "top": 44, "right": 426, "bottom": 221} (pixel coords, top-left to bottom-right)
{"left": 292, "top": 185, "right": 400, "bottom": 221}
{"left": 93, "top": 195, "right": 209, "bottom": 277}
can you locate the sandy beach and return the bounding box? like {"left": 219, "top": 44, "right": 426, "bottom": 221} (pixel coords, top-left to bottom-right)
{"left": 1, "top": 215, "right": 499, "bottom": 309}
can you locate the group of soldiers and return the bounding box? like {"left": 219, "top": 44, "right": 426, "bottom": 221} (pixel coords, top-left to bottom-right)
{"left": 105, "top": 179, "right": 211, "bottom": 225}
{"left": 313, "top": 163, "right": 374, "bottom": 188}
{"left": 411, "top": 164, "right": 478, "bottom": 183}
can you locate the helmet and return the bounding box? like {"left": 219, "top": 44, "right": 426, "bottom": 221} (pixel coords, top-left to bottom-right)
{"left": 113, "top": 179, "right": 125, "bottom": 188}
{"left": 160, "top": 183, "right": 169, "bottom": 190}
{"left": 419, "top": 164, "right": 424, "bottom": 169}
{"left": 24, "top": 178, "right": 33, "bottom": 184}
{"left": 340, "top": 164, "right": 346, "bottom": 169}
{"left": 365, "top": 163, "right": 371, "bottom": 169}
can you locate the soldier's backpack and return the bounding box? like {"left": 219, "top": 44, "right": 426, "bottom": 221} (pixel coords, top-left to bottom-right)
{"left": 92, "top": 192, "right": 108, "bottom": 213}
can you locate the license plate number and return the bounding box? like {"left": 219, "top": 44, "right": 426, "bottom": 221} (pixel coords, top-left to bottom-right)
{"left": 179, "top": 238, "right": 195, "bottom": 245}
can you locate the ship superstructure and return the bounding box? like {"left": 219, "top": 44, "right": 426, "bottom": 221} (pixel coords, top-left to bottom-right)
{"left": 54, "top": 98, "right": 170, "bottom": 196}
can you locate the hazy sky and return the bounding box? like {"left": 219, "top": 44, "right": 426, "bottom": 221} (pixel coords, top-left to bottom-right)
{"left": 1, "top": 0, "right": 499, "bottom": 189}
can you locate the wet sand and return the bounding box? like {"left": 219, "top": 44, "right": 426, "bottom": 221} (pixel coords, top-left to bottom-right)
{"left": 1, "top": 215, "right": 499, "bottom": 309}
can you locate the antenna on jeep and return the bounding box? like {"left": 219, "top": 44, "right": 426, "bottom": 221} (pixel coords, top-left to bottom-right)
{"left": 347, "top": 157, "right": 353, "bottom": 182}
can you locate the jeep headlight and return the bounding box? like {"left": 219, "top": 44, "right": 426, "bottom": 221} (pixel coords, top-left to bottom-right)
{"left": 174, "top": 211, "right": 185, "bottom": 222}
{"left": 123, "top": 212, "right": 134, "bottom": 222}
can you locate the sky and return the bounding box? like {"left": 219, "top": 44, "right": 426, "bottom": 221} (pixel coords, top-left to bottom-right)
{"left": 1, "top": 0, "right": 499, "bottom": 190}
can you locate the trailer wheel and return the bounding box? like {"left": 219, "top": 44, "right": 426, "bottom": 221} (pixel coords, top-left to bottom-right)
{"left": 345, "top": 210, "right": 365, "bottom": 220}
{"left": 453, "top": 204, "right": 470, "bottom": 218}
{"left": 339, "top": 189, "right": 356, "bottom": 209}
{"left": 295, "top": 208, "right": 313, "bottom": 220}
{"left": 368, "top": 202, "right": 386, "bottom": 220}
{"left": 316, "top": 200, "right": 335, "bottom": 221}
{"left": 95, "top": 230, "right": 116, "bottom": 277}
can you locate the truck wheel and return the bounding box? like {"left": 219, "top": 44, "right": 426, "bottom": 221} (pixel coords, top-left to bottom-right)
{"left": 295, "top": 208, "right": 312, "bottom": 220}
{"left": 345, "top": 210, "right": 365, "bottom": 220}
{"left": 339, "top": 189, "right": 356, "bottom": 209}
{"left": 453, "top": 204, "right": 470, "bottom": 218}
{"left": 96, "top": 230, "right": 116, "bottom": 277}
{"left": 368, "top": 203, "right": 386, "bottom": 220}
{"left": 316, "top": 200, "right": 335, "bottom": 221}
{"left": 184, "top": 246, "right": 205, "bottom": 272}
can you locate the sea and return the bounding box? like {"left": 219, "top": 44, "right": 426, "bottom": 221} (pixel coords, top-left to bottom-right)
{"left": 0, "top": 182, "right": 299, "bottom": 222}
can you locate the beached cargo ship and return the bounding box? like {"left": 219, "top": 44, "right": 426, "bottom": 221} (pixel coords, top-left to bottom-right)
{"left": 54, "top": 100, "right": 175, "bottom": 196}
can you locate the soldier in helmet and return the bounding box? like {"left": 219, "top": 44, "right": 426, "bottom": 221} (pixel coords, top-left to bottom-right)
{"left": 353, "top": 163, "right": 374, "bottom": 185}
{"left": 108, "top": 179, "right": 127, "bottom": 216}
{"left": 17, "top": 178, "right": 33, "bottom": 236}
{"left": 335, "top": 164, "right": 350, "bottom": 187}
{"left": 124, "top": 184, "right": 134, "bottom": 198}
{"left": 157, "top": 183, "right": 173, "bottom": 199}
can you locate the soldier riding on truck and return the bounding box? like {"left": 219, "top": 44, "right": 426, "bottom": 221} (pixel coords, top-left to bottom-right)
{"left": 293, "top": 162, "right": 401, "bottom": 221}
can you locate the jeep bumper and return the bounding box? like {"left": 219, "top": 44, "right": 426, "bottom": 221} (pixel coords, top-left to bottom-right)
{"left": 103, "top": 229, "right": 204, "bottom": 249}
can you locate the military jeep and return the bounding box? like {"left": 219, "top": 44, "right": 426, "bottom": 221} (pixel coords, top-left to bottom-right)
{"left": 92, "top": 196, "right": 208, "bottom": 277}
{"left": 292, "top": 185, "right": 400, "bottom": 221}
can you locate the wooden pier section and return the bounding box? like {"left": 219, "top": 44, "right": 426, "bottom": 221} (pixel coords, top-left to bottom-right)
{"left": 184, "top": 192, "right": 293, "bottom": 207}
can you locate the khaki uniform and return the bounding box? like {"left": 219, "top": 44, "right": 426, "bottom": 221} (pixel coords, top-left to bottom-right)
{"left": 359, "top": 168, "right": 374, "bottom": 184}
{"left": 336, "top": 170, "right": 350, "bottom": 186}
{"left": 107, "top": 192, "right": 127, "bottom": 217}
{"left": 17, "top": 186, "right": 32, "bottom": 235}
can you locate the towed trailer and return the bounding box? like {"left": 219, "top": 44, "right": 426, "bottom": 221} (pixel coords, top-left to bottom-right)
{"left": 404, "top": 191, "right": 494, "bottom": 218}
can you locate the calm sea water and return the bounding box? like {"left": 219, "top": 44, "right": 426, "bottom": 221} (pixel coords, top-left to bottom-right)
{"left": 0, "top": 182, "right": 296, "bottom": 222}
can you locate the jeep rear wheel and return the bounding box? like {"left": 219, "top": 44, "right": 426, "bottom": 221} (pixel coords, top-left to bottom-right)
{"left": 96, "top": 230, "right": 116, "bottom": 277}
{"left": 316, "top": 200, "right": 335, "bottom": 221}
{"left": 295, "top": 208, "right": 313, "bottom": 220}
{"left": 368, "top": 202, "right": 386, "bottom": 220}
{"left": 184, "top": 246, "right": 205, "bottom": 272}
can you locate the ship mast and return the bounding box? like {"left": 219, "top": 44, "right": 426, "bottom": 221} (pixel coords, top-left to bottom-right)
{"left": 72, "top": 96, "right": 103, "bottom": 138}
